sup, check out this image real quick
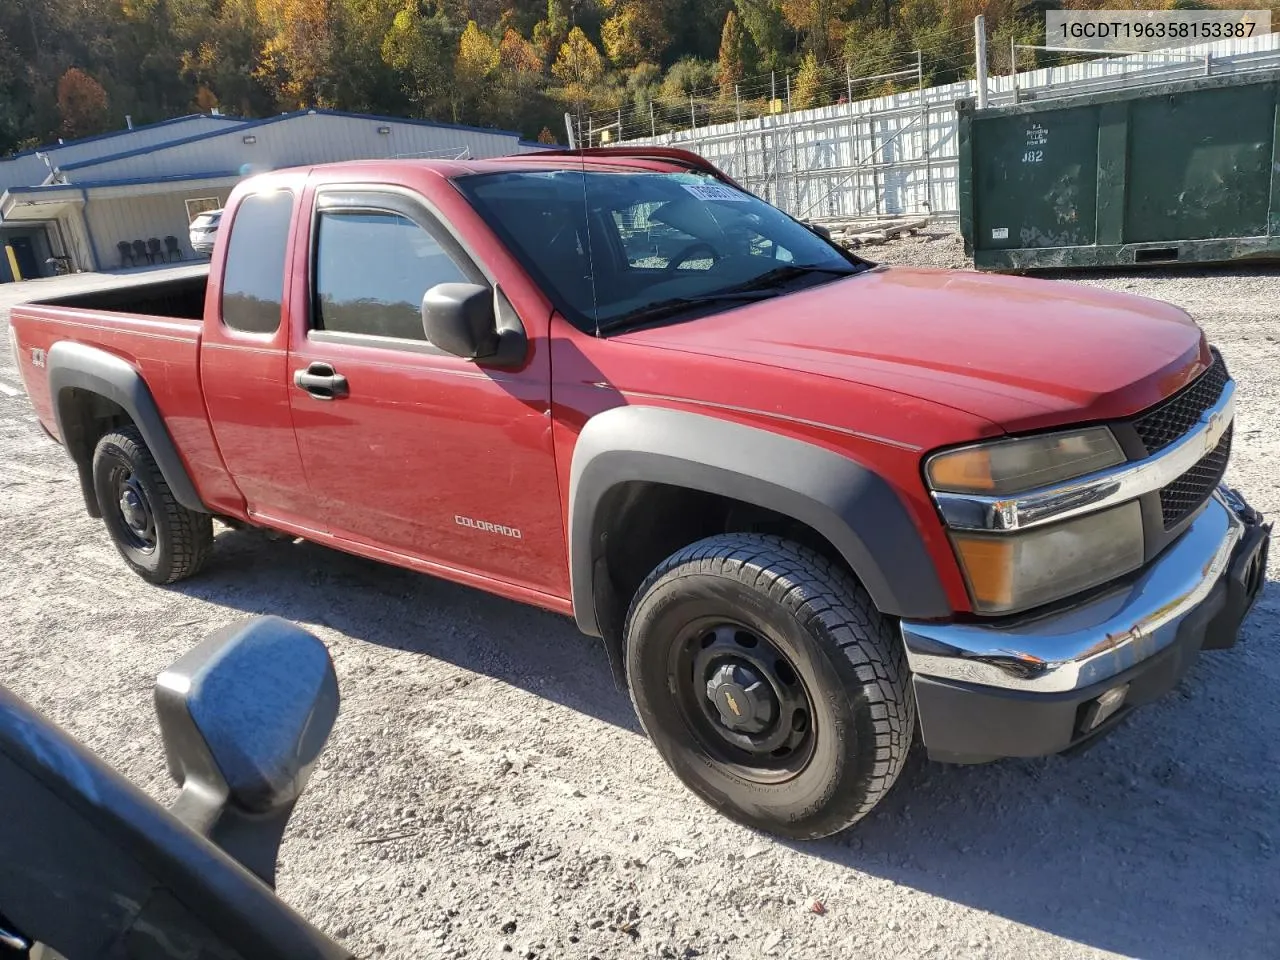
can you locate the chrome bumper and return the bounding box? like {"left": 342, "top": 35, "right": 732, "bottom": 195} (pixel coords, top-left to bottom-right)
{"left": 902, "top": 491, "right": 1245, "bottom": 694}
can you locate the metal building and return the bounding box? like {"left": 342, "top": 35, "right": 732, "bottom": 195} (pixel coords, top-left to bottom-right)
{"left": 0, "top": 110, "right": 544, "bottom": 281}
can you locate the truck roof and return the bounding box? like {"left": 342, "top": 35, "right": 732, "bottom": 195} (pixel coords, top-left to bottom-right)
{"left": 297, "top": 147, "right": 733, "bottom": 186}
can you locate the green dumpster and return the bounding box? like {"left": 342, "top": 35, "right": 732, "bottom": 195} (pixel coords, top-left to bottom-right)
{"left": 958, "top": 70, "right": 1280, "bottom": 271}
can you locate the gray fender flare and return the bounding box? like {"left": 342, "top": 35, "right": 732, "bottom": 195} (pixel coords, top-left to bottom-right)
{"left": 47, "top": 341, "right": 208, "bottom": 516}
{"left": 568, "top": 405, "right": 951, "bottom": 639}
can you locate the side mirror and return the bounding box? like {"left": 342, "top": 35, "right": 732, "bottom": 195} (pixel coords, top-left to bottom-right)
{"left": 422, "top": 282, "right": 528, "bottom": 367}
{"left": 809, "top": 222, "right": 833, "bottom": 241}
{"left": 422, "top": 282, "right": 499, "bottom": 359}
{"left": 154, "top": 616, "right": 339, "bottom": 887}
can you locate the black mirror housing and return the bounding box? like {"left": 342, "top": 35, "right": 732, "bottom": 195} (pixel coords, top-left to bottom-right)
{"left": 422, "top": 282, "right": 499, "bottom": 359}
{"left": 155, "top": 616, "right": 339, "bottom": 886}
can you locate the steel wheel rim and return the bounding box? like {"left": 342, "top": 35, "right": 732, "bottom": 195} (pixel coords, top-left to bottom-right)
{"left": 669, "top": 617, "right": 816, "bottom": 784}
{"left": 111, "top": 465, "right": 157, "bottom": 553}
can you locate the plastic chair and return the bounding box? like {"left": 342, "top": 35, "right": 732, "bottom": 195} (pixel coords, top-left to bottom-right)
{"left": 164, "top": 236, "right": 183, "bottom": 261}
{"left": 117, "top": 241, "right": 135, "bottom": 268}
{"left": 132, "top": 239, "right": 149, "bottom": 265}
{"left": 147, "top": 238, "right": 164, "bottom": 263}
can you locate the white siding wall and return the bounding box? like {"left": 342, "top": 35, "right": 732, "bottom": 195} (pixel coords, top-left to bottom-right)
{"left": 0, "top": 116, "right": 244, "bottom": 194}
{"left": 87, "top": 189, "right": 232, "bottom": 266}
{"left": 62, "top": 113, "right": 527, "bottom": 183}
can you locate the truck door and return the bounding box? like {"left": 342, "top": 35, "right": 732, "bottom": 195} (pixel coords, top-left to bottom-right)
{"left": 285, "top": 186, "right": 567, "bottom": 598}
{"left": 200, "top": 184, "right": 318, "bottom": 524}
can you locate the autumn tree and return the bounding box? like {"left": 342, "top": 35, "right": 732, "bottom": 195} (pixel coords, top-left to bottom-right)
{"left": 717, "top": 9, "right": 751, "bottom": 99}
{"left": 551, "top": 25, "right": 607, "bottom": 113}
{"left": 552, "top": 25, "right": 605, "bottom": 86}
{"left": 454, "top": 20, "right": 499, "bottom": 116}
{"left": 382, "top": 2, "right": 458, "bottom": 120}
{"left": 332, "top": 0, "right": 408, "bottom": 114}
{"left": 660, "top": 57, "right": 716, "bottom": 101}
{"left": 57, "top": 68, "right": 110, "bottom": 138}
{"left": 533, "top": 0, "right": 570, "bottom": 63}
{"left": 0, "top": 0, "right": 1088, "bottom": 156}
{"left": 625, "top": 61, "right": 661, "bottom": 123}
{"left": 734, "top": 0, "right": 787, "bottom": 71}
{"left": 601, "top": 0, "right": 673, "bottom": 68}
{"left": 792, "top": 49, "right": 825, "bottom": 107}
{"left": 782, "top": 0, "right": 852, "bottom": 59}
{"left": 255, "top": 0, "right": 342, "bottom": 108}
{"left": 497, "top": 28, "right": 544, "bottom": 99}
{"left": 173, "top": 0, "right": 274, "bottom": 117}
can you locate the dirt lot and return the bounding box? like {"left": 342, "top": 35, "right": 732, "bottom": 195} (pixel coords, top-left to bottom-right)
{"left": 1, "top": 255, "right": 1277, "bottom": 960}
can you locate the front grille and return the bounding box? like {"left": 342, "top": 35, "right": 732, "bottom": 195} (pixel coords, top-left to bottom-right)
{"left": 1133, "top": 352, "right": 1229, "bottom": 454}
{"left": 1159, "top": 425, "right": 1232, "bottom": 527}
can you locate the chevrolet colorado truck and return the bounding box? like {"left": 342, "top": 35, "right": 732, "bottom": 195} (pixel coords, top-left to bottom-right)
{"left": 10, "top": 148, "right": 1271, "bottom": 838}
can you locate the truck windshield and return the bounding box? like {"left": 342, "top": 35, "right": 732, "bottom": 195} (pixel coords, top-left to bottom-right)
{"left": 453, "top": 169, "right": 865, "bottom": 334}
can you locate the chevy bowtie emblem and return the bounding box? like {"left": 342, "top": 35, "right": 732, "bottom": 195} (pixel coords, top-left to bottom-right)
{"left": 1206, "top": 410, "right": 1224, "bottom": 450}
{"left": 723, "top": 690, "right": 742, "bottom": 717}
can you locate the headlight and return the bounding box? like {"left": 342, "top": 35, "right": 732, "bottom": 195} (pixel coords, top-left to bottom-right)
{"left": 927, "top": 427, "right": 1124, "bottom": 495}
{"left": 950, "top": 502, "right": 1144, "bottom": 614}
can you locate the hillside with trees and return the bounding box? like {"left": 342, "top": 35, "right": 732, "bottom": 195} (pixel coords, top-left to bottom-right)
{"left": 0, "top": 0, "right": 1266, "bottom": 155}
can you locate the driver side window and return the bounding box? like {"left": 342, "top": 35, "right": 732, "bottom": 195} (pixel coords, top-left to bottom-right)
{"left": 313, "top": 209, "right": 468, "bottom": 341}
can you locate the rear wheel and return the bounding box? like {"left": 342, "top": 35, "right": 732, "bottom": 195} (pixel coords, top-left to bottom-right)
{"left": 92, "top": 426, "right": 212, "bottom": 585}
{"left": 625, "top": 534, "right": 913, "bottom": 838}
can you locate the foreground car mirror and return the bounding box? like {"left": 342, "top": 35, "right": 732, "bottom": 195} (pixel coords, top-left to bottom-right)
{"left": 422, "top": 282, "right": 528, "bottom": 367}
{"left": 155, "top": 616, "right": 339, "bottom": 887}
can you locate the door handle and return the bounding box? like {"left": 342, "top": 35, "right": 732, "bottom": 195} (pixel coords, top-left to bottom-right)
{"left": 293, "top": 362, "right": 349, "bottom": 401}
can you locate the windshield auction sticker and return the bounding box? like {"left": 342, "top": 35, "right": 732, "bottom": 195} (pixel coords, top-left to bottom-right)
{"left": 1045, "top": 10, "right": 1270, "bottom": 52}
{"left": 682, "top": 183, "right": 751, "bottom": 202}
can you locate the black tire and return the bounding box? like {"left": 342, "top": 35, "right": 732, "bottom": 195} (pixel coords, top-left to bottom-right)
{"left": 92, "top": 426, "right": 212, "bottom": 585}
{"left": 624, "top": 533, "right": 914, "bottom": 839}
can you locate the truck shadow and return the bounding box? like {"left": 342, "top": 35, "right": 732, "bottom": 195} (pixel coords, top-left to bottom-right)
{"left": 178, "top": 530, "right": 1280, "bottom": 960}
{"left": 178, "top": 526, "right": 642, "bottom": 733}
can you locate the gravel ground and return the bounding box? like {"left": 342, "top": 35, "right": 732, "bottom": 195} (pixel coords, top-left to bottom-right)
{"left": 1, "top": 257, "right": 1277, "bottom": 960}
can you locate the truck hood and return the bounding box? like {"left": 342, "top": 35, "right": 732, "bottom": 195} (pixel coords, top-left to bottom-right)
{"left": 617, "top": 267, "right": 1209, "bottom": 433}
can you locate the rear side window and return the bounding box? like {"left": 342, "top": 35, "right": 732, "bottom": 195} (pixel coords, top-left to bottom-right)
{"left": 221, "top": 191, "right": 294, "bottom": 334}
{"left": 314, "top": 210, "right": 468, "bottom": 341}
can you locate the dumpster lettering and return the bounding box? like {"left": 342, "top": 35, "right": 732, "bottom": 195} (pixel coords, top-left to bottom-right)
{"left": 1023, "top": 123, "right": 1048, "bottom": 163}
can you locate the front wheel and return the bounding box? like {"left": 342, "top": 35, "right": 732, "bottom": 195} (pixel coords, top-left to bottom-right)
{"left": 92, "top": 426, "right": 213, "bottom": 585}
{"left": 624, "top": 534, "right": 914, "bottom": 839}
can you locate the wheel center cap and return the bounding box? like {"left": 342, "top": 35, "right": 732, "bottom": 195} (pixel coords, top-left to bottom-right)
{"left": 119, "top": 489, "right": 147, "bottom": 531}
{"left": 706, "top": 662, "right": 777, "bottom": 734}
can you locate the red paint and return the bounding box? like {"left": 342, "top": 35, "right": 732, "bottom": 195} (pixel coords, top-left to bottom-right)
{"left": 9, "top": 152, "right": 1209, "bottom": 619}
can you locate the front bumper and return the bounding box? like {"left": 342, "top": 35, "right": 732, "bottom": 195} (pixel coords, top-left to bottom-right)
{"left": 902, "top": 488, "right": 1270, "bottom": 763}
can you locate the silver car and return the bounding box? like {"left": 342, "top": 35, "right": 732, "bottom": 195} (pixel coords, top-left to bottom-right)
{"left": 189, "top": 209, "right": 223, "bottom": 256}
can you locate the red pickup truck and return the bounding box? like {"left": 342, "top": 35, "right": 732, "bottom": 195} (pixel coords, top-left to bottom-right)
{"left": 10, "top": 148, "right": 1271, "bottom": 838}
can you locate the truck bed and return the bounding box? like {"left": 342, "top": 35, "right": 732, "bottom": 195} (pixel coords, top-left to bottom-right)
{"left": 9, "top": 267, "right": 238, "bottom": 513}
{"left": 31, "top": 271, "right": 209, "bottom": 321}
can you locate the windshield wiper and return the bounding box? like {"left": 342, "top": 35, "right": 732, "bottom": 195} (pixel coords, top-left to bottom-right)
{"left": 734, "top": 263, "right": 864, "bottom": 292}
{"left": 597, "top": 290, "right": 780, "bottom": 334}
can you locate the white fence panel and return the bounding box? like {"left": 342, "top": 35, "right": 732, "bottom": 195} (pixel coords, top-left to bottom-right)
{"left": 626, "top": 33, "right": 1280, "bottom": 222}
